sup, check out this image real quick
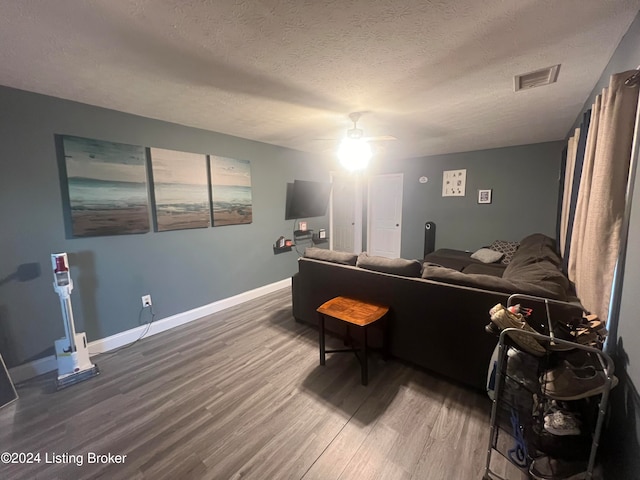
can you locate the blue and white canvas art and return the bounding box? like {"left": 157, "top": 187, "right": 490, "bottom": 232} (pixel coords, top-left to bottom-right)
{"left": 210, "top": 156, "right": 252, "bottom": 226}
{"left": 62, "top": 135, "right": 149, "bottom": 237}
{"left": 150, "top": 148, "right": 210, "bottom": 231}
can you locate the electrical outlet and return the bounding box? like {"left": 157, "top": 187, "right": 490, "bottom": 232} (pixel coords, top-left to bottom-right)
{"left": 141, "top": 294, "right": 152, "bottom": 307}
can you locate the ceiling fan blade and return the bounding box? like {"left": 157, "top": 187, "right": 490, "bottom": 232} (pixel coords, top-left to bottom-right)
{"left": 313, "top": 135, "right": 397, "bottom": 142}
{"left": 362, "top": 135, "right": 397, "bottom": 142}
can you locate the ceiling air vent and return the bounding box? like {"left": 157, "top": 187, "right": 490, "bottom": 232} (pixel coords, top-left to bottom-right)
{"left": 514, "top": 64, "right": 560, "bottom": 92}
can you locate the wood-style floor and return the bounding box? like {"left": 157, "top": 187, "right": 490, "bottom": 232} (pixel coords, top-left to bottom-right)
{"left": 0, "top": 288, "right": 523, "bottom": 480}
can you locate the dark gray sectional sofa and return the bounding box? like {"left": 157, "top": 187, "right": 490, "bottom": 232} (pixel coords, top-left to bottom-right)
{"left": 291, "top": 234, "right": 579, "bottom": 391}
{"left": 422, "top": 234, "right": 573, "bottom": 302}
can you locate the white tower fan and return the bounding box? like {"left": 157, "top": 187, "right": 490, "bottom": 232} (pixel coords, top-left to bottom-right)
{"left": 52, "top": 253, "right": 99, "bottom": 389}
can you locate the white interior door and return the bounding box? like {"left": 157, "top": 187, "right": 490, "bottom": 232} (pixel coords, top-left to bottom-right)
{"left": 367, "top": 173, "right": 403, "bottom": 258}
{"left": 330, "top": 173, "right": 362, "bottom": 253}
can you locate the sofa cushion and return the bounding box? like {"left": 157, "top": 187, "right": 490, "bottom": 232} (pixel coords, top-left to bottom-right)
{"left": 489, "top": 240, "right": 520, "bottom": 265}
{"left": 462, "top": 262, "right": 507, "bottom": 277}
{"left": 357, "top": 253, "right": 422, "bottom": 277}
{"left": 509, "top": 233, "right": 562, "bottom": 268}
{"left": 470, "top": 248, "right": 504, "bottom": 264}
{"left": 423, "top": 248, "right": 475, "bottom": 271}
{"left": 519, "top": 233, "right": 557, "bottom": 250}
{"left": 422, "top": 263, "right": 568, "bottom": 300}
{"left": 502, "top": 260, "right": 570, "bottom": 300}
{"left": 494, "top": 234, "right": 569, "bottom": 300}
{"left": 422, "top": 264, "right": 521, "bottom": 293}
{"left": 304, "top": 247, "right": 358, "bottom": 266}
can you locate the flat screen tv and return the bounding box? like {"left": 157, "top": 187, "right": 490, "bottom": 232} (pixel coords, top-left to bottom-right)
{"left": 285, "top": 180, "right": 332, "bottom": 220}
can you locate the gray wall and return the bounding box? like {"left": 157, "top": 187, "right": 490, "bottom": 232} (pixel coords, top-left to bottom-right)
{"left": 0, "top": 86, "right": 330, "bottom": 368}
{"left": 374, "top": 142, "right": 564, "bottom": 260}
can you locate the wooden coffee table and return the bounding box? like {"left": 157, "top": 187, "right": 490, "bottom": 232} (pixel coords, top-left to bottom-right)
{"left": 316, "top": 296, "right": 390, "bottom": 385}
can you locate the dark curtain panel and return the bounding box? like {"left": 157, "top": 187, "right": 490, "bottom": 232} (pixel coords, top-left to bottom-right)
{"left": 562, "top": 110, "right": 591, "bottom": 273}
{"left": 556, "top": 146, "right": 568, "bottom": 253}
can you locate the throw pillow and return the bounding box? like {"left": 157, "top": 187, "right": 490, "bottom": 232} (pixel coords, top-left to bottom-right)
{"left": 470, "top": 248, "right": 504, "bottom": 264}
{"left": 489, "top": 240, "right": 520, "bottom": 265}
{"left": 357, "top": 253, "right": 422, "bottom": 277}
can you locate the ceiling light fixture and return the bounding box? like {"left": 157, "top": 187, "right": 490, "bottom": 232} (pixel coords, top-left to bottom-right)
{"left": 337, "top": 112, "right": 373, "bottom": 171}
{"left": 337, "top": 137, "right": 372, "bottom": 171}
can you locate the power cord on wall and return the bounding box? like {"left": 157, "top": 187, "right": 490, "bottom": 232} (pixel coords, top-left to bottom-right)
{"left": 293, "top": 218, "right": 304, "bottom": 255}
{"left": 88, "top": 305, "right": 156, "bottom": 356}
{"left": 293, "top": 219, "right": 314, "bottom": 255}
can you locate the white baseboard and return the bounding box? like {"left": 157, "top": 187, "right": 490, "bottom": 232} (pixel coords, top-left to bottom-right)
{"left": 9, "top": 278, "right": 291, "bottom": 384}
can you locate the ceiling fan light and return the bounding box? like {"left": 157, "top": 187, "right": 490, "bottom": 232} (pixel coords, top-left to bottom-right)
{"left": 337, "top": 138, "right": 372, "bottom": 171}
{"left": 347, "top": 127, "right": 364, "bottom": 139}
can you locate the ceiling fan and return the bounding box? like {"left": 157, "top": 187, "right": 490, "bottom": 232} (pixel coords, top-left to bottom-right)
{"left": 312, "top": 112, "right": 396, "bottom": 146}
{"left": 343, "top": 112, "right": 397, "bottom": 143}
{"left": 336, "top": 112, "right": 395, "bottom": 171}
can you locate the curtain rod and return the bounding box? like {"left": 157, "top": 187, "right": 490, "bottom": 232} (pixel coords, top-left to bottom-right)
{"left": 625, "top": 66, "right": 640, "bottom": 87}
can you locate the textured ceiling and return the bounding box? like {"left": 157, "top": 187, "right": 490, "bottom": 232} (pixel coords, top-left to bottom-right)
{"left": 1, "top": 1, "right": 639, "bottom": 160}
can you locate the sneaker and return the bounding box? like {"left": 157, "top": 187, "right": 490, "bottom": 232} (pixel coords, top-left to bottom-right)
{"left": 540, "top": 331, "right": 577, "bottom": 352}
{"left": 546, "top": 340, "right": 577, "bottom": 352}
{"left": 529, "top": 456, "right": 588, "bottom": 479}
{"left": 541, "top": 361, "right": 618, "bottom": 401}
{"left": 484, "top": 322, "right": 500, "bottom": 335}
{"left": 489, "top": 304, "right": 546, "bottom": 356}
{"left": 544, "top": 409, "right": 581, "bottom": 436}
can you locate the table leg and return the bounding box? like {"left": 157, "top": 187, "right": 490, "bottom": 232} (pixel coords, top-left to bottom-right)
{"left": 383, "top": 315, "right": 390, "bottom": 361}
{"left": 361, "top": 326, "right": 368, "bottom": 385}
{"left": 319, "top": 313, "right": 326, "bottom": 366}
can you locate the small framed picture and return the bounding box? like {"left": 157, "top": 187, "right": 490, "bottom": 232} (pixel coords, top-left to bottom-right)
{"left": 478, "top": 189, "right": 492, "bottom": 204}
{"left": 298, "top": 221, "right": 307, "bottom": 231}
